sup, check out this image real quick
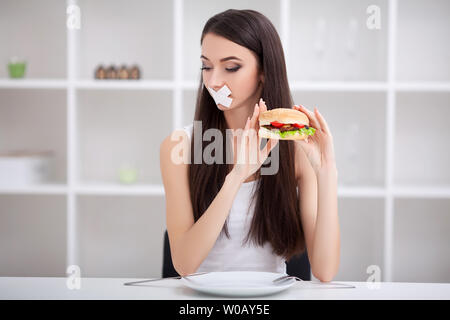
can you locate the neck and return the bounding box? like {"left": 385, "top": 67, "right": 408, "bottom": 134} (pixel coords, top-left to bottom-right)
{"left": 223, "top": 84, "right": 263, "bottom": 131}
{"left": 223, "top": 105, "right": 254, "bottom": 131}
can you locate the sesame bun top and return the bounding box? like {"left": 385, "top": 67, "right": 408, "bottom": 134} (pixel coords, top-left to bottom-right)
{"left": 259, "top": 108, "right": 309, "bottom": 126}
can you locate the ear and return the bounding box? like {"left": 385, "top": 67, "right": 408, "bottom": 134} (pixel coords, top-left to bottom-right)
{"left": 260, "top": 72, "right": 265, "bottom": 84}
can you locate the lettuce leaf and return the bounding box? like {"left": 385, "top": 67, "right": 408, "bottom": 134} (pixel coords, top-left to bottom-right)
{"left": 276, "top": 127, "right": 316, "bottom": 138}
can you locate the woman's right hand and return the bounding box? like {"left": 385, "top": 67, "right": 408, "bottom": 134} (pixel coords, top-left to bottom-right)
{"left": 229, "top": 98, "right": 279, "bottom": 182}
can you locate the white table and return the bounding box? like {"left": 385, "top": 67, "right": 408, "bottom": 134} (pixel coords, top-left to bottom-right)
{"left": 1, "top": 277, "right": 449, "bottom": 299}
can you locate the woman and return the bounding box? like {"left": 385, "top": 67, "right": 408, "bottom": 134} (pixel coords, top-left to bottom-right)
{"left": 160, "top": 9, "right": 339, "bottom": 282}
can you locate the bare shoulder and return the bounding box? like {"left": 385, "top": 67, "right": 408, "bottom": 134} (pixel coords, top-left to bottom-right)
{"left": 160, "top": 129, "right": 190, "bottom": 162}
{"left": 160, "top": 129, "right": 194, "bottom": 253}
{"left": 160, "top": 129, "right": 191, "bottom": 185}
{"left": 160, "top": 129, "right": 190, "bottom": 151}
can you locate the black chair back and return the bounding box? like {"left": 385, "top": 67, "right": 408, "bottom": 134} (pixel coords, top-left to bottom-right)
{"left": 162, "top": 230, "right": 180, "bottom": 277}
{"left": 163, "top": 230, "right": 311, "bottom": 280}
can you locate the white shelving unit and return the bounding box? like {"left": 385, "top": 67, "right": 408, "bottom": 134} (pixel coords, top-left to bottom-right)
{"left": 0, "top": 0, "right": 449, "bottom": 282}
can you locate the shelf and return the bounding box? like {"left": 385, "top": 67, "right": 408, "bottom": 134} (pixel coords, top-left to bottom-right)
{"left": 338, "top": 186, "right": 385, "bottom": 198}
{"left": 289, "top": 81, "right": 388, "bottom": 91}
{"left": 0, "top": 89, "right": 67, "bottom": 184}
{"left": 77, "top": 90, "right": 172, "bottom": 185}
{"left": 0, "top": 184, "right": 67, "bottom": 195}
{"left": 0, "top": 79, "right": 68, "bottom": 89}
{"left": 75, "top": 183, "right": 164, "bottom": 196}
{"left": 291, "top": 91, "right": 386, "bottom": 187}
{"left": 0, "top": 0, "right": 67, "bottom": 79}
{"left": 78, "top": 0, "right": 173, "bottom": 80}
{"left": 339, "top": 186, "right": 450, "bottom": 199}
{"left": 74, "top": 79, "right": 174, "bottom": 90}
{"left": 393, "top": 198, "right": 450, "bottom": 283}
{"left": 334, "top": 198, "right": 385, "bottom": 282}
{"left": 77, "top": 195, "right": 166, "bottom": 277}
{"left": 397, "top": 0, "right": 450, "bottom": 81}
{"left": 288, "top": 81, "right": 450, "bottom": 92}
{"left": 395, "top": 82, "right": 450, "bottom": 92}
{"left": 0, "top": 194, "right": 67, "bottom": 277}
{"left": 394, "top": 92, "right": 450, "bottom": 186}
{"left": 288, "top": 0, "right": 388, "bottom": 81}
{"left": 2, "top": 79, "right": 450, "bottom": 92}
{"left": 0, "top": 182, "right": 164, "bottom": 196}
{"left": 2, "top": 183, "right": 450, "bottom": 199}
{"left": 393, "top": 186, "right": 450, "bottom": 199}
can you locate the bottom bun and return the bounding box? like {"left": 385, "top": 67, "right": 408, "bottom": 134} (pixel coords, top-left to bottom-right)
{"left": 258, "top": 127, "right": 308, "bottom": 140}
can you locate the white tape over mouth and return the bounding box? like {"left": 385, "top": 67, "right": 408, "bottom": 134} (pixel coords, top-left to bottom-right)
{"left": 206, "top": 84, "right": 233, "bottom": 108}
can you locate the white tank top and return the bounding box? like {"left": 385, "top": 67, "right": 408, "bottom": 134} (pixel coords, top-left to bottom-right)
{"left": 179, "top": 123, "right": 287, "bottom": 274}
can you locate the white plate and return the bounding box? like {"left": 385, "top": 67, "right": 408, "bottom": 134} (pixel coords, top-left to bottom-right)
{"left": 180, "top": 271, "right": 297, "bottom": 297}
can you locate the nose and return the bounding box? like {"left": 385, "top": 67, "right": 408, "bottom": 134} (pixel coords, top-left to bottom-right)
{"left": 206, "top": 70, "right": 225, "bottom": 91}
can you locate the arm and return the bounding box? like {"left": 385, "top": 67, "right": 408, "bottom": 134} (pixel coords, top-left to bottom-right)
{"left": 297, "top": 144, "right": 340, "bottom": 282}
{"left": 312, "top": 165, "right": 340, "bottom": 282}
{"left": 161, "top": 101, "right": 276, "bottom": 276}
{"left": 160, "top": 131, "right": 244, "bottom": 276}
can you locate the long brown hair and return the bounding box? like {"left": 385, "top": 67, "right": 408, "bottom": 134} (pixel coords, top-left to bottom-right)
{"left": 188, "top": 9, "right": 305, "bottom": 261}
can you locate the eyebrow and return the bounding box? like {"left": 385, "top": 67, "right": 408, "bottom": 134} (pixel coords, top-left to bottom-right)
{"left": 200, "top": 55, "right": 242, "bottom": 62}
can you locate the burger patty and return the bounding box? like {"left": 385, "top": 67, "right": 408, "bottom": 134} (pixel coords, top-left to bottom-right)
{"left": 263, "top": 124, "right": 309, "bottom": 132}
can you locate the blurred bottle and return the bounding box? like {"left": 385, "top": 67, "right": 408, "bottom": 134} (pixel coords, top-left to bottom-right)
{"left": 94, "top": 64, "right": 106, "bottom": 79}
{"left": 106, "top": 64, "right": 118, "bottom": 79}
{"left": 129, "top": 64, "right": 141, "bottom": 80}
{"left": 8, "top": 56, "right": 26, "bottom": 78}
{"left": 118, "top": 65, "right": 129, "bottom": 79}
{"left": 118, "top": 162, "right": 138, "bottom": 184}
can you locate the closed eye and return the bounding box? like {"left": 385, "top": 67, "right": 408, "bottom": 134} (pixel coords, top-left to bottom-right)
{"left": 226, "top": 66, "right": 240, "bottom": 72}
{"left": 200, "top": 66, "right": 241, "bottom": 72}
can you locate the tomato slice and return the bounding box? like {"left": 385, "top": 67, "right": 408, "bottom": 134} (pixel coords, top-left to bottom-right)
{"left": 293, "top": 123, "right": 305, "bottom": 128}
{"left": 270, "top": 121, "right": 284, "bottom": 128}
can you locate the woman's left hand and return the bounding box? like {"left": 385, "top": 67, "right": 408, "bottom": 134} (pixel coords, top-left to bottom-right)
{"left": 292, "top": 105, "right": 337, "bottom": 173}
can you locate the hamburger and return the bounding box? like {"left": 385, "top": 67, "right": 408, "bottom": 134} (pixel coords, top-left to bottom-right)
{"left": 258, "top": 108, "right": 316, "bottom": 140}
